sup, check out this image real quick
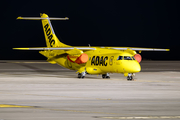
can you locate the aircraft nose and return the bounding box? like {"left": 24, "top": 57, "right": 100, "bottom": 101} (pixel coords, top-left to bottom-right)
{"left": 133, "top": 63, "right": 141, "bottom": 72}
{"left": 123, "top": 61, "right": 141, "bottom": 73}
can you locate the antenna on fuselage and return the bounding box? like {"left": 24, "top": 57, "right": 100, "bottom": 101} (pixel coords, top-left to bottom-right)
{"left": 88, "top": 44, "right": 91, "bottom": 47}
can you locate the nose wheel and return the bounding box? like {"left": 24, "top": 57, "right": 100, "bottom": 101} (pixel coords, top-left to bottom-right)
{"left": 127, "top": 73, "right": 134, "bottom": 81}
{"left": 127, "top": 76, "right": 133, "bottom": 80}
{"left": 102, "top": 73, "right": 110, "bottom": 79}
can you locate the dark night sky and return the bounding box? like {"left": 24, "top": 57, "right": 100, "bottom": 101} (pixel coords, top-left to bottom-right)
{"left": 1, "top": 0, "right": 180, "bottom": 60}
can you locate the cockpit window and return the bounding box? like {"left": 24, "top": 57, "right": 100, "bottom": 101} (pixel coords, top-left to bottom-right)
{"left": 117, "top": 56, "right": 123, "bottom": 60}
{"left": 124, "top": 56, "right": 132, "bottom": 60}
{"left": 117, "top": 56, "right": 135, "bottom": 60}
{"left": 132, "top": 56, "right": 135, "bottom": 60}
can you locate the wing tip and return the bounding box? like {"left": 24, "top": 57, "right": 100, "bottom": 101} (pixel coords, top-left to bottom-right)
{"left": 13, "top": 48, "right": 29, "bottom": 50}
{"left": 17, "top": 17, "right": 23, "bottom": 19}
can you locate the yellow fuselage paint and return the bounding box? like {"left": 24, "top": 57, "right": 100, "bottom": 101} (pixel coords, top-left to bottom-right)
{"left": 41, "top": 47, "right": 141, "bottom": 75}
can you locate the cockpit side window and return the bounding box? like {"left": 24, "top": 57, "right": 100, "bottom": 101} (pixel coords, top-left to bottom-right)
{"left": 132, "top": 56, "right": 135, "bottom": 60}
{"left": 117, "top": 56, "right": 123, "bottom": 60}
{"left": 124, "top": 56, "right": 132, "bottom": 60}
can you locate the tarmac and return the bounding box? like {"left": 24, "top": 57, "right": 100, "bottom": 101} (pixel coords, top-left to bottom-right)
{"left": 0, "top": 60, "right": 180, "bottom": 120}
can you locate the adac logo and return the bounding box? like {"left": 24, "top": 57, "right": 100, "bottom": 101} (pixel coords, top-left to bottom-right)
{"left": 91, "top": 56, "right": 108, "bottom": 66}
{"left": 44, "top": 23, "right": 55, "bottom": 47}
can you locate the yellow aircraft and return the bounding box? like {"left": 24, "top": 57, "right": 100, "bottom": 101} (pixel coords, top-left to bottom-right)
{"left": 14, "top": 13, "right": 169, "bottom": 80}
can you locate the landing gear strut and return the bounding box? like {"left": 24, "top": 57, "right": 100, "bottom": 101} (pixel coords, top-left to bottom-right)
{"left": 102, "top": 73, "right": 110, "bottom": 79}
{"left": 127, "top": 73, "right": 134, "bottom": 81}
{"left": 78, "top": 72, "right": 86, "bottom": 79}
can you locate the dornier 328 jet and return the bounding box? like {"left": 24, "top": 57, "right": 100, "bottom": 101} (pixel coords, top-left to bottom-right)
{"left": 14, "top": 13, "right": 169, "bottom": 80}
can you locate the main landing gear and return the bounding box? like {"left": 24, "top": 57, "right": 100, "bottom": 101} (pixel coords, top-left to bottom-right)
{"left": 78, "top": 72, "right": 111, "bottom": 79}
{"left": 78, "top": 72, "right": 86, "bottom": 78}
{"left": 127, "top": 73, "right": 134, "bottom": 81}
{"left": 102, "top": 73, "right": 110, "bottom": 79}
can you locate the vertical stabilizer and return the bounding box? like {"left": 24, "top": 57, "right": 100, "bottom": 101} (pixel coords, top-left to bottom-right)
{"left": 40, "top": 13, "right": 70, "bottom": 47}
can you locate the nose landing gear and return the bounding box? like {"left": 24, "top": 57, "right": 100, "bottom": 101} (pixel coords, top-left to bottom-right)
{"left": 127, "top": 73, "right": 134, "bottom": 81}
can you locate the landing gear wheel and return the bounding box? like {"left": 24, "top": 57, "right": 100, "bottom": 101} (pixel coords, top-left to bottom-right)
{"left": 102, "top": 73, "right": 110, "bottom": 79}
{"left": 106, "top": 76, "right": 110, "bottom": 79}
{"left": 127, "top": 76, "right": 133, "bottom": 81}
{"left": 78, "top": 72, "right": 85, "bottom": 79}
{"left": 78, "top": 73, "right": 82, "bottom": 78}
{"left": 127, "top": 76, "right": 130, "bottom": 80}
{"left": 102, "top": 74, "right": 106, "bottom": 79}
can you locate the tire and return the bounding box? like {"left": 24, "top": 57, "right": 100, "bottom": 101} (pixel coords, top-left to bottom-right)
{"left": 106, "top": 76, "right": 110, "bottom": 79}
{"left": 102, "top": 74, "right": 106, "bottom": 79}
{"left": 127, "top": 76, "right": 130, "bottom": 81}
{"left": 78, "top": 73, "right": 82, "bottom": 78}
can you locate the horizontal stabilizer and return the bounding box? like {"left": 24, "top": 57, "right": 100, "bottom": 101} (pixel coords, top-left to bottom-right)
{"left": 17, "top": 17, "right": 69, "bottom": 20}
{"left": 13, "top": 47, "right": 95, "bottom": 50}
{"left": 111, "top": 47, "right": 170, "bottom": 51}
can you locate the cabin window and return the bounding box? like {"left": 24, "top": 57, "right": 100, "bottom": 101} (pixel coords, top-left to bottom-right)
{"left": 117, "top": 56, "right": 123, "bottom": 60}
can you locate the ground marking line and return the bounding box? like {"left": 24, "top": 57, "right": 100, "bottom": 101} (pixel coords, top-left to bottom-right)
{"left": 99, "top": 116, "right": 180, "bottom": 119}
{"left": 0, "top": 92, "right": 112, "bottom": 101}
{"left": 0, "top": 104, "right": 33, "bottom": 108}
{"left": 32, "top": 107, "right": 134, "bottom": 116}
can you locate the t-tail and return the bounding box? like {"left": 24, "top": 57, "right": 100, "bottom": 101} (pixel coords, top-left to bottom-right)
{"left": 17, "top": 13, "right": 71, "bottom": 47}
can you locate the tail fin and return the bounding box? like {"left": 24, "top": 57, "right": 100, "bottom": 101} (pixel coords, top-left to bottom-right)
{"left": 17, "top": 13, "right": 70, "bottom": 47}
{"left": 40, "top": 13, "right": 70, "bottom": 47}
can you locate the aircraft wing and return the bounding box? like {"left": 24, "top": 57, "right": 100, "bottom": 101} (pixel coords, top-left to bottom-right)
{"left": 13, "top": 47, "right": 170, "bottom": 51}
{"left": 13, "top": 47, "right": 96, "bottom": 50}
{"left": 110, "top": 47, "right": 170, "bottom": 51}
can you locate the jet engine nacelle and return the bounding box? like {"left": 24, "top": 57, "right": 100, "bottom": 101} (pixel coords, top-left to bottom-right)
{"left": 67, "top": 53, "right": 89, "bottom": 64}
{"left": 134, "top": 54, "right": 142, "bottom": 63}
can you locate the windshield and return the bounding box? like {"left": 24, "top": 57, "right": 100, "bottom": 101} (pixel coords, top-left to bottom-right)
{"left": 132, "top": 56, "right": 135, "bottom": 60}
{"left": 124, "top": 56, "right": 132, "bottom": 60}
